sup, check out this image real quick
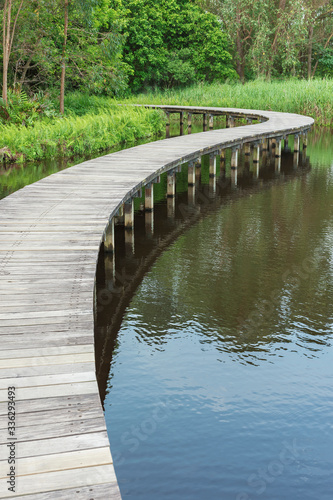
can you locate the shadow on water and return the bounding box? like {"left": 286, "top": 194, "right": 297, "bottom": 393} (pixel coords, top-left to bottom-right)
{"left": 94, "top": 144, "right": 311, "bottom": 403}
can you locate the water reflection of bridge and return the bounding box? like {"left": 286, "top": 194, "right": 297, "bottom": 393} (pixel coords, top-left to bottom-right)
{"left": 95, "top": 145, "right": 311, "bottom": 402}
{"left": 0, "top": 105, "right": 313, "bottom": 498}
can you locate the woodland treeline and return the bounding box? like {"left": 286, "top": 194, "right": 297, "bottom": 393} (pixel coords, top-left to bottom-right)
{"left": 1, "top": 0, "right": 333, "bottom": 107}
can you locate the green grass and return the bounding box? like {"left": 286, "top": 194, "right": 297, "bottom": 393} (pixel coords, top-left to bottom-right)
{"left": 1, "top": 79, "right": 332, "bottom": 164}
{"left": 122, "top": 79, "right": 333, "bottom": 127}
{"left": 0, "top": 104, "right": 165, "bottom": 162}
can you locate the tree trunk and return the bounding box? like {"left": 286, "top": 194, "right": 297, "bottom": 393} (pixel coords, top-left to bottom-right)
{"left": 312, "top": 31, "right": 333, "bottom": 78}
{"left": 235, "top": 10, "right": 245, "bottom": 83}
{"left": 60, "top": 0, "right": 69, "bottom": 114}
{"left": 2, "top": 0, "right": 11, "bottom": 105}
{"left": 19, "top": 54, "right": 33, "bottom": 87}
{"left": 307, "top": 24, "right": 313, "bottom": 79}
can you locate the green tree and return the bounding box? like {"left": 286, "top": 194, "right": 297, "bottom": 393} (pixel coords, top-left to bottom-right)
{"left": 119, "top": 0, "right": 236, "bottom": 92}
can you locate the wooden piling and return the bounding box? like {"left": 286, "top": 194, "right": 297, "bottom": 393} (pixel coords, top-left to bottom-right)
{"left": 104, "top": 218, "right": 115, "bottom": 253}
{"left": 145, "top": 183, "right": 154, "bottom": 212}
{"left": 188, "top": 161, "right": 196, "bottom": 186}
{"left": 124, "top": 199, "right": 134, "bottom": 228}
{"left": 209, "top": 153, "right": 217, "bottom": 177}
{"left": 167, "top": 170, "right": 176, "bottom": 197}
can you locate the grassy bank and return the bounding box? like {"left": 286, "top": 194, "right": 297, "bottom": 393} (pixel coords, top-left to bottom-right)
{"left": 1, "top": 79, "right": 331, "bottom": 164}
{"left": 0, "top": 103, "right": 165, "bottom": 162}
{"left": 124, "top": 79, "right": 333, "bottom": 127}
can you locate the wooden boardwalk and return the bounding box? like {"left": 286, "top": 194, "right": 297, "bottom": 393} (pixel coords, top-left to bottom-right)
{"left": 0, "top": 106, "right": 313, "bottom": 499}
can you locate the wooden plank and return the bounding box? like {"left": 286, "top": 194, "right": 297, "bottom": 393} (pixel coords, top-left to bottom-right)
{"left": 0, "top": 447, "right": 112, "bottom": 479}
{"left": 0, "top": 464, "right": 118, "bottom": 498}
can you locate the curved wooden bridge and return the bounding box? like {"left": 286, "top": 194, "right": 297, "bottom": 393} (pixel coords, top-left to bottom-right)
{"left": 0, "top": 105, "right": 313, "bottom": 499}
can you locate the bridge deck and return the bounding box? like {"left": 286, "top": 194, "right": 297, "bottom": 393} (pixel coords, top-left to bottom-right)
{"left": 0, "top": 106, "right": 313, "bottom": 498}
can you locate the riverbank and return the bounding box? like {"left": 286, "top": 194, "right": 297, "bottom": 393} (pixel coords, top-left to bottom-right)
{"left": 0, "top": 103, "right": 165, "bottom": 163}
{"left": 0, "top": 79, "right": 331, "bottom": 164}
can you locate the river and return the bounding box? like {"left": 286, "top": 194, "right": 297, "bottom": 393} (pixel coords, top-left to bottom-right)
{"left": 96, "top": 126, "right": 333, "bottom": 500}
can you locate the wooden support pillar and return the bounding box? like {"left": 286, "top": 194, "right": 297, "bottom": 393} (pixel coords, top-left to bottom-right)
{"left": 275, "top": 139, "right": 282, "bottom": 158}
{"left": 246, "top": 117, "right": 253, "bottom": 125}
{"left": 195, "top": 157, "right": 202, "bottom": 183}
{"left": 180, "top": 112, "right": 184, "bottom": 136}
{"left": 270, "top": 137, "right": 276, "bottom": 151}
{"left": 229, "top": 116, "right": 235, "bottom": 128}
{"left": 165, "top": 111, "right": 170, "bottom": 126}
{"left": 124, "top": 199, "right": 134, "bottom": 229}
{"left": 253, "top": 143, "right": 260, "bottom": 164}
{"left": 203, "top": 113, "right": 208, "bottom": 131}
{"left": 188, "top": 113, "right": 192, "bottom": 134}
{"left": 284, "top": 136, "right": 289, "bottom": 150}
{"left": 167, "top": 170, "right": 176, "bottom": 197}
{"left": 231, "top": 148, "right": 239, "bottom": 168}
{"left": 244, "top": 143, "right": 251, "bottom": 156}
{"left": 209, "top": 152, "right": 217, "bottom": 177}
{"left": 294, "top": 134, "right": 300, "bottom": 153}
{"left": 293, "top": 151, "right": 299, "bottom": 168}
{"left": 104, "top": 218, "right": 115, "bottom": 254}
{"left": 303, "top": 133, "right": 308, "bottom": 149}
{"left": 145, "top": 183, "right": 154, "bottom": 212}
{"left": 220, "top": 149, "right": 226, "bottom": 163}
{"left": 209, "top": 114, "right": 214, "bottom": 130}
{"left": 188, "top": 160, "right": 196, "bottom": 186}
{"left": 262, "top": 138, "right": 268, "bottom": 151}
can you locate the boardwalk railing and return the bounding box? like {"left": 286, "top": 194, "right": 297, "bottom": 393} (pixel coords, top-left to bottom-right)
{"left": 0, "top": 105, "right": 313, "bottom": 499}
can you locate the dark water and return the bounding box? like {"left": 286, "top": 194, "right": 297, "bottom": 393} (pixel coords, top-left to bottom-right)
{"left": 96, "top": 128, "right": 333, "bottom": 500}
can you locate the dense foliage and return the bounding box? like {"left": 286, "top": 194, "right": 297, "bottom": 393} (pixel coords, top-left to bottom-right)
{"left": 200, "top": 0, "right": 333, "bottom": 81}
{"left": 1, "top": 0, "right": 333, "bottom": 121}
{"left": 119, "top": 0, "right": 237, "bottom": 92}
